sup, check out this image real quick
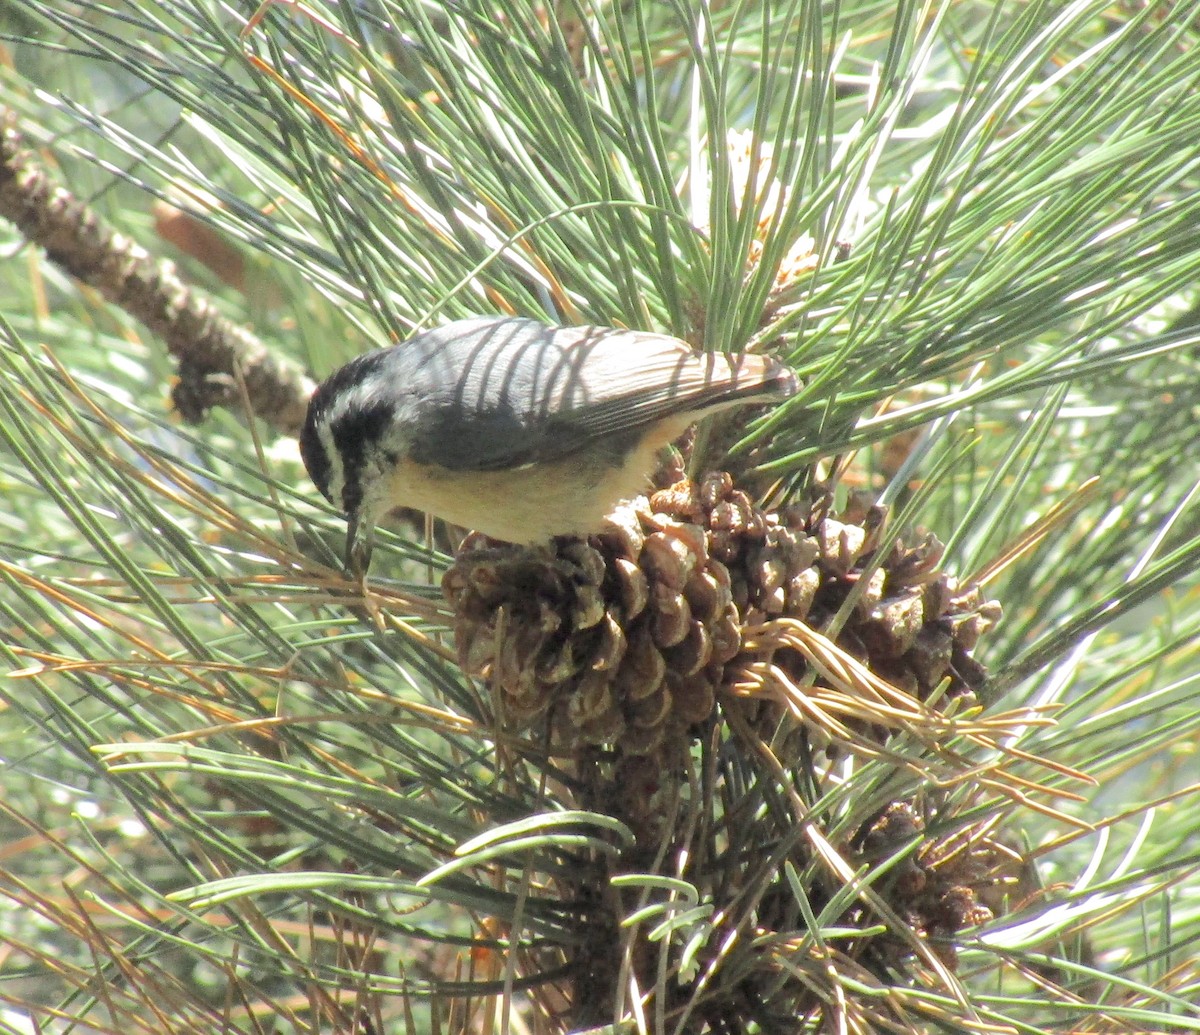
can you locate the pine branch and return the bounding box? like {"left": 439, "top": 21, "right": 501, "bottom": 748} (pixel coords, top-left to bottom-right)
{"left": 0, "top": 119, "right": 313, "bottom": 434}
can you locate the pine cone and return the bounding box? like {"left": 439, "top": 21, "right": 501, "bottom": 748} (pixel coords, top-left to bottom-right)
{"left": 443, "top": 472, "right": 1001, "bottom": 761}
{"left": 712, "top": 486, "right": 1000, "bottom": 746}
{"left": 442, "top": 495, "right": 742, "bottom": 760}
{"left": 857, "top": 801, "right": 1003, "bottom": 969}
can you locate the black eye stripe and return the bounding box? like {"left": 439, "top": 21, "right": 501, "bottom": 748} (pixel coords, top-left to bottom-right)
{"left": 339, "top": 454, "right": 363, "bottom": 517}
{"left": 301, "top": 343, "right": 407, "bottom": 516}
{"left": 329, "top": 400, "right": 396, "bottom": 516}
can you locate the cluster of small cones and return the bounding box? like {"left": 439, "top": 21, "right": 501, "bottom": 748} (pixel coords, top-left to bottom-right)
{"left": 856, "top": 800, "right": 1017, "bottom": 967}
{"left": 442, "top": 471, "right": 1001, "bottom": 762}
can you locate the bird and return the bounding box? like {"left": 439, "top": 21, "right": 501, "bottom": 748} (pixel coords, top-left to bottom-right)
{"left": 299, "top": 315, "right": 797, "bottom": 577}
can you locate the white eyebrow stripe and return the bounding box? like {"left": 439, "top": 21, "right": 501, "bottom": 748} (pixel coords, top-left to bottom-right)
{"left": 317, "top": 419, "right": 345, "bottom": 510}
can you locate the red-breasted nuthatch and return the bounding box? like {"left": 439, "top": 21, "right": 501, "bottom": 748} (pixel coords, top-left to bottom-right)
{"left": 299, "top": 316, "right": 797, "bottom": 576}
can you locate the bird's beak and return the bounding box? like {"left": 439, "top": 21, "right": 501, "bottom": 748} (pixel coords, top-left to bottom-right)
{"left": 344, "top": 511, "right": 373, "bottom": 582}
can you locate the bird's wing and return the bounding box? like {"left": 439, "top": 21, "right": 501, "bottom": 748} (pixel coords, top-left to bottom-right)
{"left": 406, "top": 317, "right": 793, "bottom": 472}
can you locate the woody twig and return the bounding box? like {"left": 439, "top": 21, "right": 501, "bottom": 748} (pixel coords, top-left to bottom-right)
{"left": 0, "top": 120, "right": 313, "bottom": 435}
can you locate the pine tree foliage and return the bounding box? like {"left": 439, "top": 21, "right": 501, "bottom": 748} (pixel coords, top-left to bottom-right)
{"left": 1, "top": 1, "right": 1199, "bottom": 1032}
